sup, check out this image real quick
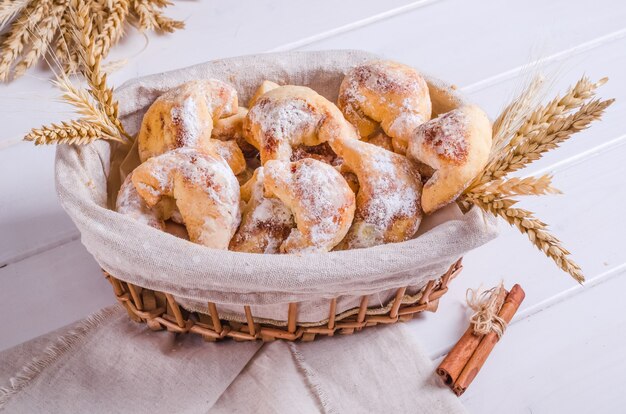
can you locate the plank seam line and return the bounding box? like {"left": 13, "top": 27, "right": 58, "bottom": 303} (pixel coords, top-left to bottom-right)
{"left": 1, "top": 232, "right": 80, "bottom": 269}
{"left": 523, "top": 133, "right": 626, "bottom": 178}
{"left": 462, "top": 27, "right": 626, "bottom": 93}
{"left": 267, "top": 0, "right": 441, "bottom": 52}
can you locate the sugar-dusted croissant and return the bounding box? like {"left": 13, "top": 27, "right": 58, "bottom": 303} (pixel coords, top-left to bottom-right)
{"left": 330, "top": 136, "right": 423, "bottom": 249}
{"left": 137, "top": 79, "right": 238, "bottom": 162}
{"left": 263, "top": 158, "right": 356, "bottom": 253}
{"left": 338, "top": 60, "right": 431, "bottom": 154}
{"left": 248, "top": 80, "right": 280, "bottom": 108}
{"left": 229, "top": 167, "right": 294, "bottom": 253}
{"left": 131, "top": 148, "right": 241, "bottom": 249}
{"left": 116, "top": 173, "right": 165, "bottom": 230}
{"left": 407, "top": 105, "right": 492, "bottom": 214}
{"left": 243, "top": 85, "right": 358, "bottom": 163}
{"left": 205, "top": 139, "right": 246, "bottom": 175}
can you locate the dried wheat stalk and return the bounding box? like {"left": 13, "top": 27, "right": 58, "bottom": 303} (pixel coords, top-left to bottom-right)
{"left": 465, "top": 175, "right": 560, "bottom": 203}
{"left": 94, "top": 0, "right": 129, "bottom": 57}
{"left": 490, "top": 75, "right": 545, "bottom": 156}
{"left": 0, "top": 0, "right": 28, "bottom": 29}
{"left": 0, "top": 0, "right": 184, "bottom": 82}
{"left": 23, "top": 4, "right": 131, "bottom": 146}
{"left": 131, "top": 0, "right": 184, "bottom": 32}
{"left": 13, "top": 0, "right": 66, "bottom": 77}
{"left": 0, "top": 0, "right": 49, "bottom": 82}
{"left": 475, "top": 197, "right": 585, "bottom": 283}
{"left": 464, "top": 76, "right": 614, "bottom": 283}
{"left": 470, "top": 93, "right": 613, "bottom": 191}
{"left": 24, "top": 119, "right": 123, "bottom": 145}
{"left": 71, "top": 0, "right": 130, "bottom": 140}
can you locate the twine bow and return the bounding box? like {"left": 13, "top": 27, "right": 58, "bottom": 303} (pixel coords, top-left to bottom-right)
{"left": 466, "top": 282, "right": 507, "bottom": 338}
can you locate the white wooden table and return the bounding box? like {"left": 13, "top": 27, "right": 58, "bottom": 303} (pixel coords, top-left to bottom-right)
{"left": 1, "top": 1, "right": 625, "bottom": 412}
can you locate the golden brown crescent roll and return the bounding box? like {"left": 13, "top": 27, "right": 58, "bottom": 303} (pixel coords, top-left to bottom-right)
{"left": 138, "top": 79, "right": 238, "bottom": 162}
{"left": 131, "top": 148, "right": 241, "bottom": 249}
{"left": 205, "top": 139, "right": 246, "bottom": 175}
{"left": 363, "top": 130, "right": 394, "bottom": 152}
{"left": 263, "top": 158, "right": 356, "bottom": 253}
{"left": 248, "top": 80, "right": 280, "bottom": 107}
{"left": 229, "top": 167, "right": 294, "bottom": 253}
{"left": 116, "top": 173, "right": 165, "bottom": 230}
{"left": 211, "top": 106, "right": 259, "bottom": 159}
{"left": 243, "top": 85, "right": 358, "bottom": 163}
{"left": 330, "top": 137, "right": 423, "bottom": 249}
{"left": 407, "top": 105, "right": 492, "bottom": 214}
{"left": 338, "top": 60, "right": 431, "bottom": 154}
{"left": 212, "top": 106, "right": 248, "bottom": 141}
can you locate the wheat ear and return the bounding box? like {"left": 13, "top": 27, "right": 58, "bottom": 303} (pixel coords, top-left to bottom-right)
{"left": 0, "top": 0, "right": 29, "bottom": 29}
{"left": 24, "top": 120, "right": 124, "bottom": 145}
{"left": 0, "top": 0, "right": 48, "bottom": 81}
{"left": 131, "top": 0, "right": 184, "bottom": 32}
{"left": 470, "top": 95, "right": 613, "bottom": 190}
{"left": 476, "top": 197, "right": 584, "bottom": 283}
{"left": 94, "top": 0, "right": 129, "bottom": 57}
{"left": 71, "top": 0, "right": 130, "bottom": 141}
{"left": 465, "top": 175, "right": 560, "bottom": 203}
{"left": 490, "top": 75, "right": 545, "bottom": 156}
{"left": 13, "top": 0, "right": 68, "bottom": 79}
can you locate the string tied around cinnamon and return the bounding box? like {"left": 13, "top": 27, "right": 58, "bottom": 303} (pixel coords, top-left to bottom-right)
{"left": 466, "top": 282, "right": 508, "bottom": 338}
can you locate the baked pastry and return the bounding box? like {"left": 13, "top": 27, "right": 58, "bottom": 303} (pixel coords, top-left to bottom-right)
{"left": 363, "top": 130, "right": 394, "bottom": 152}
{"left": 407, "top": 105, "right": 492, "bottom": 214}
{"left": 229, "top": 167, "right": 294, "bottom": 253}
{"left": 116, "top": 173, "right": 165, "bottom": 230}
{"left": 131, "top": 148, "right": 241, "bottom": 249}
{"left": 263, "top": 158, "right": 356, "bottom": 253}
{"left": 338, "top": 60, "right": 431, "bottom": 154}
{"left": 137, "top": 79, "right": 238, "bottom": 162}
{"left": 243, "top": 85, "right": 358, "bottom": 163}
{"left": 248, "top": 80, "right": 280, "bottom": 107}
{"left": 330, "top": 137, "right": 423, "bottom": 249}
{"left": 205, "top": 139, "right": 246, "bottom": 175}
{"left": 291, "top": 142, "right": 338, "bottom": 165}
{"left": 212, "top": 106, "right": 248, "bottom": 141}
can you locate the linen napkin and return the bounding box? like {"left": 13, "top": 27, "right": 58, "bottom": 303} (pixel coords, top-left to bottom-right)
{"left": 0, "top": 306, "right": 465, "bottom": 413}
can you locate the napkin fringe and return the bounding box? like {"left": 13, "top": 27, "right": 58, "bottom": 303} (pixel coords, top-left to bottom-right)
{"left": 0, "top": 306, "right": 120, "bottom": 410}
{"left": 287, "top": 343, "right": 337, "bottom": 414}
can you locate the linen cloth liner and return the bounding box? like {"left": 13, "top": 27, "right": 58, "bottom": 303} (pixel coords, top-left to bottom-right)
{"left": 0, "top": 305, "right": 466, "bottom": 413}
{"left": 54, "top": 50, "right": 498, "bottom": 323}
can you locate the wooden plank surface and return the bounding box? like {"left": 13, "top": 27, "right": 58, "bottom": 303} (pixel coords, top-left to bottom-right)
{"left": 0, "top": 0, "right": 623, "bottom": 411}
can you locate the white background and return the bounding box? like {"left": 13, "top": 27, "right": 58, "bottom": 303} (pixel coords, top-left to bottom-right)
{"left": 1, "top": 1, "right": 625, "bottom": 412}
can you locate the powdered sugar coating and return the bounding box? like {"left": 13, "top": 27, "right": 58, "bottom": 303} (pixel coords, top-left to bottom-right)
{"left": 116, "top": 173, "right": 164, "bottom": 230}
{"left": 170, "top": 96, "right": 202, "bottom": 148}
{"left": 330, "top": 138, "right": 422, "bottom": 249}
{"left": 263, "top": 158, "right": 355, "bottom": 253}
{"left": 249, "top": 98, "right": 318, "bottom": 160}
{"left": 412, "top": 108, "right": 470, "bottom": 165}
{"left": 138, "top": 79, "right": 238, "bottom": 162}
{"left": 229, "top": 168, "right": 294, "bottom": 253}
{"left": 338, "top": 60, "right": 431, "bottom": 148}
{"left": 244, "top": 86, "right": 358, "bottom": 164}
{"left": 132, "top": 148, "right": 241, "bottom": 249}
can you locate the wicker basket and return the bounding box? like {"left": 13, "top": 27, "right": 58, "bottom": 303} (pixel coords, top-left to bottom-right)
{"left": 103, "top": 258, "right": 462, "bottom": 342}
{"left": 55, "top": 51, "right": 498, "bottom": 344}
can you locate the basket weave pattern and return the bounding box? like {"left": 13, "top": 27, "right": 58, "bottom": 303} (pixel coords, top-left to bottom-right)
{"left": 103, "top": 258, "right": 463, "bottom": 342}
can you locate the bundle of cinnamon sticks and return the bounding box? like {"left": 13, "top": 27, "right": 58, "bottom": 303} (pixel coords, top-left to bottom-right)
{"left": 436, "top": 284, "right": 525, "bottom": 396}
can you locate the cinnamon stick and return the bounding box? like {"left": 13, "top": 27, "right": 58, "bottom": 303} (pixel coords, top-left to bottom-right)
{"left": 452, "top": 284, "right": 525, "bottom": 396}
{"left": 436, "top": 287, "right": 507, "bottom": 385}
